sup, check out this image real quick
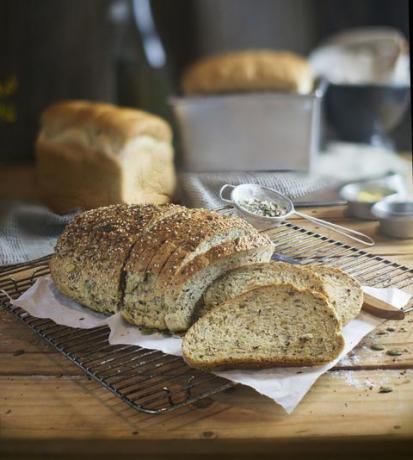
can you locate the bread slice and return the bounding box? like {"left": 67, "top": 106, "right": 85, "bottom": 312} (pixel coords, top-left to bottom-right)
{"left": 122, "top": 233, "right": 274, "bottom": 332}
{"left": 308, "top": 265, "right": 363, "bottom": 326}
{"left": 201, "top": 261, "right": 362, "bottom": 326}
{"left": 182, "top": 284, "right": 345, "bottom": 370}
{"left": 202, "top": 261, "right": 325, "bottom": 311}
{"left": 50, "top": 203, "right": 183, "bottom": 314}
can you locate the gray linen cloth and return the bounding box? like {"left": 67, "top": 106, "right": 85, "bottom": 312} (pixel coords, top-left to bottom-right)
{"left": 0, "top": 200, "right": 76, "bottom": 266}
{"left": 0, "top": 172, "right": 334, "bottom": 266}
{"left": 178, "top": 171, "right": 335, "bottom": 208}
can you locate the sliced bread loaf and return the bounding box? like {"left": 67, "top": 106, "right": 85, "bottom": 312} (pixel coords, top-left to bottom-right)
{"left": 182, "top": 284, "right": 345, "bottom": 370}
{"left": 308, "top": 265, "right": 363, "bottom": 326}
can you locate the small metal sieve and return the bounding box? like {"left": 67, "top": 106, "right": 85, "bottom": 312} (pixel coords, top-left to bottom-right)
{"left": 220, "top": 183, "right": 375, "bottom": 246}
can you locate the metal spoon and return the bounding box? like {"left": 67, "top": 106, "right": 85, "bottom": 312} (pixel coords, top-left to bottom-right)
{"left": 219, "top": 183, "right": 375, "bottom": 247}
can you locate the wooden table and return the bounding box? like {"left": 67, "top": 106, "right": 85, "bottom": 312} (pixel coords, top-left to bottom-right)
{"left": 1, "top": 166, "right": 412, "bottom": 459}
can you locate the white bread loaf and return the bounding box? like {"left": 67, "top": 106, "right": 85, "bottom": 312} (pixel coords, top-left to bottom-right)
{"left": 36, "top": 101, "right": 176, "bottom": 213}
{"left": 182, "top": 50, "right": 313, "bottom": 95}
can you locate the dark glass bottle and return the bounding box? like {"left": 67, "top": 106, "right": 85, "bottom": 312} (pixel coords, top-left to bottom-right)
{"left": 0, "top": 0, "right": 120, "bottom": 163}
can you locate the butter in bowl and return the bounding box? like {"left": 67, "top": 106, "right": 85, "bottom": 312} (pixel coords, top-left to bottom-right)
{"left": 339, "top": 173, "right": 406, "bottom": 220}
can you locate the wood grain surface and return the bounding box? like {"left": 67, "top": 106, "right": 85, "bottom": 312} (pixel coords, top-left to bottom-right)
{"left": 0, "top": 166, "right": 412, "bottom": 459}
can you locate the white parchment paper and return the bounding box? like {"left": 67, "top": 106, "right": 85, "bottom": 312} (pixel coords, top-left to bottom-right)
{"left": 11, "top": 276, "right": 411, "bottom": 414}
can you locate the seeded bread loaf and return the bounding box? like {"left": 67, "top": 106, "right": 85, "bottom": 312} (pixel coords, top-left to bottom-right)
{"left": 182, "top": 50, "right": 313, "bottom": 95}
{"left": 308, "top": 265, "right": 364, "bottom": 326}
{"left": 50, "top": 203, "right": 273, "bottom": 331}
{"left": 182, "top": 284, "right": 345, "bottom": 370}
{"left": 201, "top": 261, "right": 363, "bottom": 325}
{"left": 50, "top": 204, "right": 184, "bottom": 314}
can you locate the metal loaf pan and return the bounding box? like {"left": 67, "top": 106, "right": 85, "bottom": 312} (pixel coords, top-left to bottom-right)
{"left": 170, "top": 82, "right": 326, "bottom": 172}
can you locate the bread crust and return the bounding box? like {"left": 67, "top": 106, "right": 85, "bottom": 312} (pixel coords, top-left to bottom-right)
{"left": 183, "top": 350, "right": 342, "bottom": 371}
{"left": 40, "top": 100, "right": 172, "bottom": 146}
{"left": 148, "top": 212, "right": 256, "bottom": 284}
{"left": 182, "top": 50, "right": 313, "bottom": 95}
{"left": 157, "top": 214, "right": 254, "bottom": 278}
{"left": 163, "top": 234, "right": 273, "bottom": 289}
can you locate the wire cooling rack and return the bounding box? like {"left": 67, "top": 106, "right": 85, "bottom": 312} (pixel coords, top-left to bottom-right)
{"left": 1, "top": 222, "right": 412, "bottom": 414}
